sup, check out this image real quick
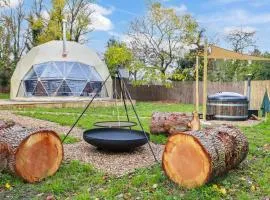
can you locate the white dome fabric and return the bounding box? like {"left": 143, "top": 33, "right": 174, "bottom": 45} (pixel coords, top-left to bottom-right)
{"left": 10, "top": 40, "right": 112, "bottom": 99}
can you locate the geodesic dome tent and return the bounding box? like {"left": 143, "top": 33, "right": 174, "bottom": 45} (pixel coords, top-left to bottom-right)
{"left": 10, "top": 41, "right": 112, "bottom": 100}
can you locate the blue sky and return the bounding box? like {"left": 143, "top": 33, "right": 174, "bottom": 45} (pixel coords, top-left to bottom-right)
{"left": 89, "top": 0, "right": 270, "bottom": 53}
{"left": 4, "top": 0, "right": 270, "bottom": 53}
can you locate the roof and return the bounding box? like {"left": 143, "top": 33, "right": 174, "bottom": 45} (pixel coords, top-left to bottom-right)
{"left": 19, "top": 40, "right": 105, "bottom": 65}
{"left": 203, "top": 45, "right": 270, "bottom": 61}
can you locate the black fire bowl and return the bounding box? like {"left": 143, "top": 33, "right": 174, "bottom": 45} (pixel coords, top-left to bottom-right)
{"left": 83, "top": 128, "right": 149, "bottom": 151}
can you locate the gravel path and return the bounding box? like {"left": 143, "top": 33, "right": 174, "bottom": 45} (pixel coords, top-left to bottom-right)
{"left": 0, "top": 111, "right": 83, "bottom": 138}
{"left": 0, "top": 111, "right": 164, "bottom": 176}
{"left": 201, "top": 119, "right": 262, "bottom": 127}
{"left": 64, "top": 142, "right": 163, "bottom": 176}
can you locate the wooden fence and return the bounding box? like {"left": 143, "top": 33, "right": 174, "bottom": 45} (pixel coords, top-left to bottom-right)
{"left": 116, "top": 80, "right": 270, "bottom": 110}
{"left": 2, "top": 80, "right": 270, "bottom": 110}
{"left": 0, "top": 86, "right": 9, "bottom": 93}
{"left": 245, "top": 80, "right": 270, "bottom": 110}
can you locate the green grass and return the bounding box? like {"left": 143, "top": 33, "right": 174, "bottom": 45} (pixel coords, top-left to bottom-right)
{"left": 0, "top": 102, "right": 269, "bottom": 199}
{"left": 0, "top": 93, "right": 9, "bottom": 99}
{"left": 13, "top": 102, "right": 197, "bottom": 143}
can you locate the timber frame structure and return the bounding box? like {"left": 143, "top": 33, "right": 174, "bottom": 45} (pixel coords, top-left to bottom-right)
{"left": 194, "top": 41, "right": 270, "bottom": 120}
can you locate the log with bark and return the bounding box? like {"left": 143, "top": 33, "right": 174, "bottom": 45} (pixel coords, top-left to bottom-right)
{"left": 0, "top": 142, "right": 9, "bottom": 172}
{"left": 162, "top": 125, "right": 248, "bottom": 188}
{"left": 0, "top": 120, "right": 63, "bottom": 183}
{"left": 150, "top": 112, "right": 192, "bottom": 135}
{"left": 150, "top": 112, "right": 200, "bottom": 135}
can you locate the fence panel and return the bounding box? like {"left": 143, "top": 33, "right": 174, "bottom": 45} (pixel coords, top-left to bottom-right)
{"left": 0, "top": 87, "right": 9, "bottom": 93}
{"left": 249, "top": 80, "right": 270, "bottom": 110}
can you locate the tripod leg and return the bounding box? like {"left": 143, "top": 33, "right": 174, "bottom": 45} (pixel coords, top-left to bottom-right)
{"left": 119, "top": 75, "right": 158, "bottom": 162}
{"left": 62, "top": 75, "right": 111, "bottom": 143}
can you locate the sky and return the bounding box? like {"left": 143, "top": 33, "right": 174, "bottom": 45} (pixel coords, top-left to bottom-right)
{"left": 89, "top": 0, "right": 270, "bottom": 53}
{"left": 4, "top": 0, "right": 270, "bottom": 54}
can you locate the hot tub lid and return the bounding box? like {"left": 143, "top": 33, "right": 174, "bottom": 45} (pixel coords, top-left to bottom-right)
{"left": 208, "top": 92, "right": 248, "bottom": 101}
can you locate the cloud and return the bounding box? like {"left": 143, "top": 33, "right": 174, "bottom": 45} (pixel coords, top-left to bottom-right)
{"left": 41, "top": 10, "right": 50, "bottom": 20}
{"left": 88, "top": 3, "right": 114, "bottom": 31}
{"left": 170, "top": 4, "right": 188, "bottom": 15}
{"left": 0, "top": 0, "right": 22, "bottom": 8}
{"left": 224, "top": 26, "right": 256, "bottom": 34}
{"left": 114, "top": 7, "right": 137, "bottom": 16}
{"left": 198, "top": 9, "right": 270, "bottom": 26}
{"left": 108, "top": 31, "right": 122, "bottom": 38}
{"left": 211, "top": 0, "right": 269, "bottom": 7}
{"left": 214, "top": 0, "right": 245, "bottom": 4}
{"left": 250, "top": 0, "right": 270, "bottom": 7}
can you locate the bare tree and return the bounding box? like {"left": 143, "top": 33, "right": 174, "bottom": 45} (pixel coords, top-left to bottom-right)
{"left": 226, "top": 27, "right": 256, "bottom": 53}
{"left": 127, "top": 3, "right": 200, "bottom": 75}
{"left": 1, "top": 0, "right": 26, "bottom": 63}
{"left": 65, "top": 0, "right": 94, "bottom": 42}
{"left": 0, "top": 0, "right": 27, "bottom": 86}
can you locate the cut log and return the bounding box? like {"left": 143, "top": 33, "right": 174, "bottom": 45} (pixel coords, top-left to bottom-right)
{"left": 0, "top": 125, "right": 63, "bottom": 183}
{"left": 150, "top": 112, "right": 192, "bottom": 135}
{"left": 0, "top": 142, "right": 10, "bottom": 172}
{"left": 162, "top": 125, "right": 248, "bottom": 188}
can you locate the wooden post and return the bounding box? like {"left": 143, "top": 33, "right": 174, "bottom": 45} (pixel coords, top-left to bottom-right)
{"left": 203, "top": 39, "right": 208, "bottom": 121}
{"left": 195, "top": 55, "right": 199, "bottom": 112}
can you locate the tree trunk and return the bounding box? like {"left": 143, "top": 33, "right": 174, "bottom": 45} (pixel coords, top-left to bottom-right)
{"left": 0, "top": 124, "right": 63, "bottom": 183}
{"left": 162, "top": 125, "right": 249, "bottom": 188}
{"left": 150, "top": 112, "right": 192, "bottom": 135}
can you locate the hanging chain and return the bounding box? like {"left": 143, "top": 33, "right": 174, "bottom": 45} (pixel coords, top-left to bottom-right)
{"left": 62, "top": 70, "right": 159, "bottom": 163}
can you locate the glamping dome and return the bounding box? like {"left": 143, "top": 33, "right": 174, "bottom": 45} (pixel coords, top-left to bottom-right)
{"left": 10, "top": 40, "right": 112, "bottom": 100}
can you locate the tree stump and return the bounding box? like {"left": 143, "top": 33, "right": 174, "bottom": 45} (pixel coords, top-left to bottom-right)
{"left": 162, "top": 125, "right": 248, "bottom": 188}
{"left": 0, "top": 124, "right": 63, "bottom": 183}
{"left": 150, "top": 112, "right": 192, "bottom": 135}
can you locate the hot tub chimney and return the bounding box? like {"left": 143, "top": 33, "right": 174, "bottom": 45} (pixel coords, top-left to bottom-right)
{"left": 62, "top": 19, "right": 68, "bottom": 57}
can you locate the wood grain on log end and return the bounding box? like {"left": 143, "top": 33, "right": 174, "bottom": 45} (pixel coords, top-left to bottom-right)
{"left": 14, "top": 130, "right": 63, "bottom": 183}
{"left": 163, "top": 125, "right": 248, "bottom": 189}
{"left": 162, "top": 133, "right": 211, "bottom": 188}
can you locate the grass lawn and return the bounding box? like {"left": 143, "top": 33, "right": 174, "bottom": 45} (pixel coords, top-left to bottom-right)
{"left": 0, "top": 102, "right": 269, "bottom": 200}
{"left": 0, "top": 93, "right": 9, "bottom": 99}
{"left": 12, "top": 102, "right": 197, "bottom": 144}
